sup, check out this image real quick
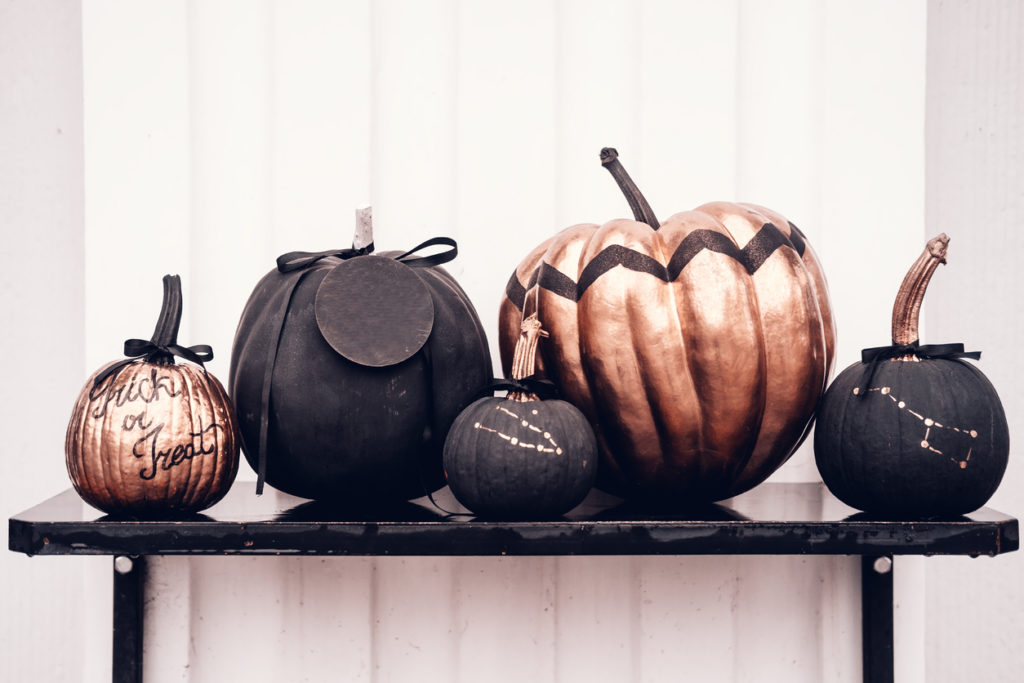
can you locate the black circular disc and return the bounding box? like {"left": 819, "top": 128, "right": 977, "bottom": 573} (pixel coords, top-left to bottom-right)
{"left": 314, "top": 255, "right": 434, "bottom": 367}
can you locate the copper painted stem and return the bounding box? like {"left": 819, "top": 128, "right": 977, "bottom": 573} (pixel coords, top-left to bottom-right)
{"left": 600, "top": 147, "right": 660, "bottom": 229}
{"left": 891, "top": 234, "right": 950, "bottom": 348}
{"left": 508, "top": 313, "right": 549, "bottom": 402}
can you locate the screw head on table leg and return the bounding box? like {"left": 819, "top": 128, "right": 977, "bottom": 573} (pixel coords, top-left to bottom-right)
{"left": 114, "top": 555, "right": 134, "bottom": 575}
{"left": 873, "top": 556, "right": 893, "bottom": 574}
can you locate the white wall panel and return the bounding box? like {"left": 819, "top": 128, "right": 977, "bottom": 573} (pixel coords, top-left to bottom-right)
{"left": 187, "top": 0, "right": 275, "bottom": 369}
{"left": 82, "top": 0, "right": 192, "bottom": 368}
{"left": 771, "top": 0, "right": 928, "bottom": 486}
{"left": 637, "top": 0, "right": 740, "bottom": 203}
{"left": 456, "top": 1, "right": 558, "bottom": 366}
{"left": 554, "top": 556, "right": 641, "bottom": 681}
{"left": 452, "top": 557, "right": 558, "bottom": 682}
{"left": 554, "top": 0, "right": 645, "bottom": 227}
{"left": 0, "top": 5, "right": 91, "bottom": 681}
{"left": 925, "top": 2, "right": 1024, "bottom": 682}
{"left": 370, "top": 0, "right": 458, "bottom": 244}
{"left": 269, "top": 0, "right": 372, "bottom": 255}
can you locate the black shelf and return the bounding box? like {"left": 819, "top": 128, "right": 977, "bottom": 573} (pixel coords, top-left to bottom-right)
{"left": 10, "top": 481, "right": 1017, "bottom": 683}
{"left": 9, "top": 482, "right": 1018, "bottom": 558}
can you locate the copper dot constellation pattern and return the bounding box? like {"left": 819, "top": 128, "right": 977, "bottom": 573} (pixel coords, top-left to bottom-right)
{"left": 852, "top": 385, "right": 978, "bottom": 469}
{"left": 474, "top": 404, "right": 563, "bottom": 455}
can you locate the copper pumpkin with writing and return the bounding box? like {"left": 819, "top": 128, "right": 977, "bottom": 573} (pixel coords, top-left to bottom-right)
{"left": 499, "top": 149, "right": 836, "bottom": 501}
{"left": 65, "top": 275, "right": 239, "bottom": 515}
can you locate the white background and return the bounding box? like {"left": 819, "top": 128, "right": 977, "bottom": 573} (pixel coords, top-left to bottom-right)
{"left": 1, "top": 1, "right": 1021, "bottom": 681}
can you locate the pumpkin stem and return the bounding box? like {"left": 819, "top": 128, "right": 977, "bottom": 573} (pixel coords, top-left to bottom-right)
{"left": 508, "top": 313, "right": 549, "bottom": 402}
{"left": 891, "top": 234, "right": 950, "bottom": 349}
{"left": 354, "top": 205, "right": 374, "bottom": 250}
{"left": 150, "top": 274, "right": 183, "bottom": 362}
{"left": 601, "top": 147, "right": 660, "bottom": 230}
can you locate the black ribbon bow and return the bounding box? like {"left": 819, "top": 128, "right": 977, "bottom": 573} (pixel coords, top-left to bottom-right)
{"left": 860, "top": 341, "right": 981, "bottom": 363}
{"left": 486, "top": 375, "right": 560, "bottom": 400}
{"left": 857, "top": 340, "right": 981, "bottom": 394}
{"left": 92, "top": 339, "right": 213, "bottom": 391}
{"left": 275, "top": 236, "right": 458, "bottom": 274}
{"left": 276, "top": 243, "right": 376, "bottom": 272}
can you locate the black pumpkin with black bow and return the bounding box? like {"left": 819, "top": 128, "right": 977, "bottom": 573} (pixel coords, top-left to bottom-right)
{"left": 229, "top": 208, "right": 492, "bottom": 502}
{"left": 814, "top": 234, "right": 1009, "bottom": 517}
{"left": 443, "top": 313, "right": 597, "bottom": 519}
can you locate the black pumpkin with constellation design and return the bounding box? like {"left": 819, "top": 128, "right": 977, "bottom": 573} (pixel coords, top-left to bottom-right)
{"left": 814, "top": 235, "right": 1009, "bottom": 517}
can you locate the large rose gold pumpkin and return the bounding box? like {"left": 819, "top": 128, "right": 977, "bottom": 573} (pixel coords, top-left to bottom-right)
{"left": 65, "top": 275, "right": 239, "bottom": 515}
{"left": 499, "top": 149, "right": 836, "bottom": 501}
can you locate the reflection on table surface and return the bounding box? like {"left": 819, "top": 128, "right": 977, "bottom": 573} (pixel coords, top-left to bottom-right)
{"left": 13, "top": 481, "right": 1014, "bottom": 526}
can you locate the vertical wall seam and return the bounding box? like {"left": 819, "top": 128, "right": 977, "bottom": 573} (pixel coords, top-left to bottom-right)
{"left": 553, "top": 1, "right": 565, "bottom": 227}
{"left": 369, "top": 1, "right": 381, "bottom": 222}
{"left": 733, "top": 0, "right": 745, "bottom": 201}
{"left": 451, "top": 0, "right": 462, "bottom": 246}
{"left": 185, "top": 0, "right": 198, "bottom": 344}
{"left": 182, "top": 5, "right": 198, "bottom": 676}
{"left": 266, "top": 0, "right": 278, "bottom": 248}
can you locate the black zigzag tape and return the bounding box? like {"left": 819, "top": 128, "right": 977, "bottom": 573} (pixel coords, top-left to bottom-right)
{"left": 505, "top": 222, "right": 808, "bottom": 310}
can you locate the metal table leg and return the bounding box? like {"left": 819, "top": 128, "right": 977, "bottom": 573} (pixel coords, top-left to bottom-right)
{"left": 113, "top": 555, "right": 145, "bottom": 683}
{"left": 862, "top": 555, "right": 894, "bottom": 683}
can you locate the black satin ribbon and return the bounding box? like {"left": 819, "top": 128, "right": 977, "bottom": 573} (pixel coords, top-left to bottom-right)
{"left": 92, "top": 339, "right": 213, "bottom": 390}
{"left": 255, "top": 235, "right": 459, "bottom": 495}
{"left": 275, "top": 237, "right": 458, "bottom": 274}
{"left": 860, "top": 341, "right": 981, "bottom": 363}
{"left": 486, "top": 375, "right": 560, "bottom": 400}
{"left": 391, "top": 236, "right": 458, "bottom": 268}
{"left": 276, "top": 243, "right": 375, "bottom": 272}
{"left": 857, "top": 340, "right": 981, "bottom": 393}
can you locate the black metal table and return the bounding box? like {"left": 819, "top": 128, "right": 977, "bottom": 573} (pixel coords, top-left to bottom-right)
{"left": 9, "top": 482, "right": 1018, "bottom": 683}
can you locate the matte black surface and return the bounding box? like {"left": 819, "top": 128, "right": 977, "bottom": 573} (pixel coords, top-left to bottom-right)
{"left": 9, "top": 482, "right": 1017, "bottom": 558}
{"left": 315, "top": 256, "right": 434, "bottom": 367}
{"left": 112, "top": 556, "right": 144, "bottom": 683}
{"left": 862, "top": 555, "right": 895, "bottom": 683}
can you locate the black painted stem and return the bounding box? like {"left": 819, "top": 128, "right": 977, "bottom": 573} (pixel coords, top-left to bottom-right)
{"left": 600, "top": 147, "right": 660, "bottom": 229}
{"left": 150, "top": 274, "right": 183, "bottom": 362}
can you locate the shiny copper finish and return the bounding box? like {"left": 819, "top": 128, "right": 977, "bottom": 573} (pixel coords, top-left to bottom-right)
{"left": 66, "top": 360, "right": 239, "bottom": 514}
{"left": 891, "top": 233, "right": 949, "bottom": 347}
{"left": 500, "top": 193, "right": 836, "bottom": 501}
{"left": 507, "top": 313, "right": 549, "bottom": 402}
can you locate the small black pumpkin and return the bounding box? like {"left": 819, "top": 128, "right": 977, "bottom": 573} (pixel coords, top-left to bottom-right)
{"left": 814, "top": 234, "right": 1009, "bottom": 517}
{"left": 443, "top": 314, "right": 597, "bottom": 519}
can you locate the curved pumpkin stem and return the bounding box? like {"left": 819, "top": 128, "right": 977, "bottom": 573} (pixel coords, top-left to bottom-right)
{"left": 891, "top": 234, "right": 950, "bottom": 350}
{"left": 508, "top": 313, "right": 549, "bottom": 402}
{"left": 601, "top": 147, "right": 660, "bottom": 230}
{"left": 150, "top": 274, "right": 183, "bottom": 363}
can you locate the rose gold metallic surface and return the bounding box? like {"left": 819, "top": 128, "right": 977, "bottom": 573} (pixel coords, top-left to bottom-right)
{"left": 498, "top": 151, "right": 836, "bottom": 501}
{"left": 498, "top": 236, "right": 553, "bottom": 376}
{"left": 65, "top": 361, "right": 240, "bottom": 514}
{"left": 507, "top": 313, "right": 548, "bottom": 402}
{"left": 891, "top": 233, "right": 949, "bottom": 347}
